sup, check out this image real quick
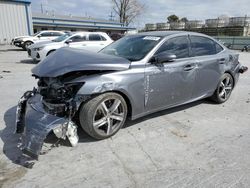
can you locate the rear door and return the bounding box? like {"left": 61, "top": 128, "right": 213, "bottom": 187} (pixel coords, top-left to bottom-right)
{"left": 145, "top": 35, "right": 197, "bottom": 111}
{"left": 87, "top": 34, "right": 107, "bottom": 52}
{"left": 189, "top": 35, "right": 225, "bottom": 99}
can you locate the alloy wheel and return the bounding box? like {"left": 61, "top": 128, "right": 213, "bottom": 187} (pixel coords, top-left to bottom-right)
{"left": 218, "top": 75, "right": 233, "bottom": 101}
{"left": 93, "top": 98, "right": 125, "bottom": 137}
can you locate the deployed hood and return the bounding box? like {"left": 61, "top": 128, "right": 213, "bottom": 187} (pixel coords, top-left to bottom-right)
{"left": 32, "top": 47, "right": 131, "bottom": 77}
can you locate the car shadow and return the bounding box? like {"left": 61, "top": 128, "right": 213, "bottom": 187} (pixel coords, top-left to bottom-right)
{"left": 0, "top": 48, "right": 24, "bottom": 52}
{"left": 124, "top": 99, "right": 216, "bottom": 127}
{"left": 18, "top": 59, "right": 36, "bottom": 64}
{"left": 1, "top": 99, "right": 215, "bottom": 167}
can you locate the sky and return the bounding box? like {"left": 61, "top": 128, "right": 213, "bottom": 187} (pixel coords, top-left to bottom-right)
{"left": 30, "top": 0, "right": 250, "bottom": 28}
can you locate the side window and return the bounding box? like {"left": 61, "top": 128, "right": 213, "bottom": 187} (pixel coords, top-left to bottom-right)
{"left": 69, "top": 35, "right": 86, "bottom": 42}
{"left": 40, "top": 32, "right": 52, "bottom": 37}
{"left": 215, "top": 43, "right": 224, "bottom": 53}
{"left": 100, "top": 35, "right": 107, "bottom": 41}
{"left": 190, "top": 36, "right": 216, "bottom": 56}
{"left": 52, "top": 32, "right": 63, "bottom": 36}
{"left": 156, "top": 36, "right": 189, "bottom": 59}
{"left": 89, "top": 34, "right": 102, "bottom": 41}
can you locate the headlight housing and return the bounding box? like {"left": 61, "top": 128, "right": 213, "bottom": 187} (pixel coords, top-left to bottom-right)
{"left": 34, "top": 47, "right": 44, "bottom": 51}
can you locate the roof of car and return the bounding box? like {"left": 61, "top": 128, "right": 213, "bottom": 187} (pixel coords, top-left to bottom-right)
{"left": 137, "top": 31, "right": 209, "bottom": 37}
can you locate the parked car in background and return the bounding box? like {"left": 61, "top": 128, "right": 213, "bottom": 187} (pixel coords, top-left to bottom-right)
{"left": 110, "top": 33, "right": 124, "bottom": 41}
{"left": 27, "top": 32, "right": 113, "bottom": 62}
{"left": 16, "top": 31, "right": 248, "bottom": 158}
{"left": 12, "top": 30, "right": 65, "bottom": 50}
{"left": 242, "top": 45, "right": 249, "bottom": 52}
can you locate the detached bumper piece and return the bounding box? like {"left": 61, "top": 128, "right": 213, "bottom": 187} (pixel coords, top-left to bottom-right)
{"left": 16, "top": 92, "right": 79, "bottom": 160}
{"left": 239, "top": 66, "right": 248, "bottom": 74}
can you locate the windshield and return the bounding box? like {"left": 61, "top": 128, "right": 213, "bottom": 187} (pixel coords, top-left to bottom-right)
{"left": 52, "top": 33, "right": 72, "bottom": 42}
{"left": 33, "top": 31, "right": 41, "bottom": 36}
{"left": 100, "top": 35, "right": 162, "bottom": 61}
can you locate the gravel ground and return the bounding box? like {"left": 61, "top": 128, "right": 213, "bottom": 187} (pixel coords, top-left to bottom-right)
{"left": 0, "top": 45, "right": 250, "bottom": 188}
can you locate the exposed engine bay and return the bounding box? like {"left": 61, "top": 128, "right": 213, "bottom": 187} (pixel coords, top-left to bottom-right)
{"left": 16, "top": 74, "right": 87, "bottom": 159}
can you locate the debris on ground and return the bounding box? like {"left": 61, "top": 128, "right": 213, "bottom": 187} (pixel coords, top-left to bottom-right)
{"left": 2, "top": 70, "right": 11, "bottom": 73}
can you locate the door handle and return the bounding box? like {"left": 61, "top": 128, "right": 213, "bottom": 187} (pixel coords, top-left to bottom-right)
{"left": 218, "top": 58, "right": 226, "bottom": 64}
{"left": 183, "top": 64, "right": 196, "bottom": 71}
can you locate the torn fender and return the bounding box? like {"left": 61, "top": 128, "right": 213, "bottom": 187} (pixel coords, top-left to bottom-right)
{"left": 16, "top": 93, "right": 78, "bottom": 159}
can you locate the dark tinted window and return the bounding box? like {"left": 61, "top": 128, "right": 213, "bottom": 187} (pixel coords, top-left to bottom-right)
{"left": 190, "top": 36, "right": 217, "bottom": 56}
{"left": 89, "top": 34, "right": 102, "bottom": 41}
{"left": 69, "top": 35, "right": 86, "bottom": 42}
{"left": 156, "top": 36, "right": 189, "bottom": 59}
{"left": 51, "top": 32, "right": 63, "bottom": 36}
{"left": 40, "top": 32, "right": 52, "bottom": 37}
{"left": 215, "top": 43, "right": 224, "bottom": 53}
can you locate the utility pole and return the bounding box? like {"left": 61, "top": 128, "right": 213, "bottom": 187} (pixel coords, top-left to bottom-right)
{"left": 109, "top": 12, "right": 115, "bottom": 21}
{"left": 40, "top": 3, "right": 44, "bottom": 14}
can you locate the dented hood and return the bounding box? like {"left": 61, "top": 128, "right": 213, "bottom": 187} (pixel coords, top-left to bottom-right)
{"left": 32, "top": 47, "right": 131, "bottom": 77}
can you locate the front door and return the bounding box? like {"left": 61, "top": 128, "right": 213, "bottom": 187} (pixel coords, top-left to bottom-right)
{"left": 145, "top": 35, "right": 197, "bottom": 112}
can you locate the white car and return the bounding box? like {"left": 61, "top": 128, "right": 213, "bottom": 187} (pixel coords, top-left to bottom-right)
{"left": 27, "top": 32, "right": 113, "bottom": 62}
{"left": 12, "top": 30, "right": 65, "bottom": 50}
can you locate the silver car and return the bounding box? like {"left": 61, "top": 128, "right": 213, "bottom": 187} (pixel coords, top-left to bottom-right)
{"left": 16, "top": 31, "right": 248, "bottom": 158}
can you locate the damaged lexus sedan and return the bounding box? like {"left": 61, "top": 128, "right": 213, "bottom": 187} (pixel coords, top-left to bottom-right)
{"left": 16, "top": 31, "right": 248, "bottom": 159}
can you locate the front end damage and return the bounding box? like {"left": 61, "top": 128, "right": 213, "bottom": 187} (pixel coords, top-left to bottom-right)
{"left": 15, "top": 77, "right": 82, "bottom": 159}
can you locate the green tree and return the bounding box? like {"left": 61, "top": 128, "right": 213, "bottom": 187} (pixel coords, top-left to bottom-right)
{"left": 180, "top": 17, "right": 188, "bottom": 23}
{"left": 167, "top": 14, "right": 179, "bottom": 23}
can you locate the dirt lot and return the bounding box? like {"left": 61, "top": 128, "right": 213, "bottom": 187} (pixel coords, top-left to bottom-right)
{"left": 0, "top": 45, "right": 250, "bottom": 188}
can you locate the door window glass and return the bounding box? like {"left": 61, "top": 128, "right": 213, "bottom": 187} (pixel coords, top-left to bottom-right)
{"left": 40, "top": 32, "right": 52, "bottom": 37}
{"left": 156, "top": 36, "right": 189, "bottom": 59}
{"left": 69, "top": 35, "right": 87, "bottom": 42}
{"left": 89, "top": 34, "right": 102, "bottom": 41}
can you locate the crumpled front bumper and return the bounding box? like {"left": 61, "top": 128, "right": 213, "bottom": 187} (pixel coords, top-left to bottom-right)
{"left": 16, "top": 92, "right": 78, "bottom": 159}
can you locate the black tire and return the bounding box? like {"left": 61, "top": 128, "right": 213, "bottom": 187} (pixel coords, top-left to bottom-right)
{"left": 79, "top": 92, "right": 127, "bottom": 139}
{"left": 211, "top": 73, "right": 234, "bottom": 104}
{"left": 22, "top": 41, "right": 33, "bottom": 50}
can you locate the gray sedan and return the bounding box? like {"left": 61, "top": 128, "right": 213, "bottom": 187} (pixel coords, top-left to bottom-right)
{"left": 16, "top": 31, "right": 248, "bottom": 158}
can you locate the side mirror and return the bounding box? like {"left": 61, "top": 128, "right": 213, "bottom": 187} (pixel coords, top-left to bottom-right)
{"left": 65, "top": 39, "right": 73, "bottom": 44}
{"left": 37, "top": 35, "right": 41, "bottom": 39}
{"left": 150, "top": 52, "right": 177, "bottom": 64}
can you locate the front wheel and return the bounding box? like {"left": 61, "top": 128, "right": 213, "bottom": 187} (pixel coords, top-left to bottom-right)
{"left": 79, "top": 92, "right": 127, "bottom": 139}
{"left": 211, "top": 73, "right": 234, "bottom": 103}
{"left": 23, "top": 41, "right": 33, "bottom": 50}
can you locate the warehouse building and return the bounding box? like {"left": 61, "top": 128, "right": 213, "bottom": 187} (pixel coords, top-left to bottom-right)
{"left": 0, "top": 0, "right": 33, "bottom": 44}
{"left": 0, "top": 1, "right": 135, "bottom": 44}
{"left": 32, "top": 12, "right": 135, "bottom": 34}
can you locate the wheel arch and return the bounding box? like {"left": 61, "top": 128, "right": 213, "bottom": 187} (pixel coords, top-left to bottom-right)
{"left": 46, "top": 49, "right": 56, "bottom": 56}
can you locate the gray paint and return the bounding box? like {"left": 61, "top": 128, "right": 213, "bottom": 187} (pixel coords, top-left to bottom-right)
{"left": 32, "top": 47, "right": 131, "bottom": 77}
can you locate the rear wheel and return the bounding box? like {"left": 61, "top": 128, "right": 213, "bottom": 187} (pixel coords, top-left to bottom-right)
{"left": 211, "top": 73, "right": 234, "bottom": 103}
{"left": 79, "top": 92, "right": 127, "bottom": 139}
